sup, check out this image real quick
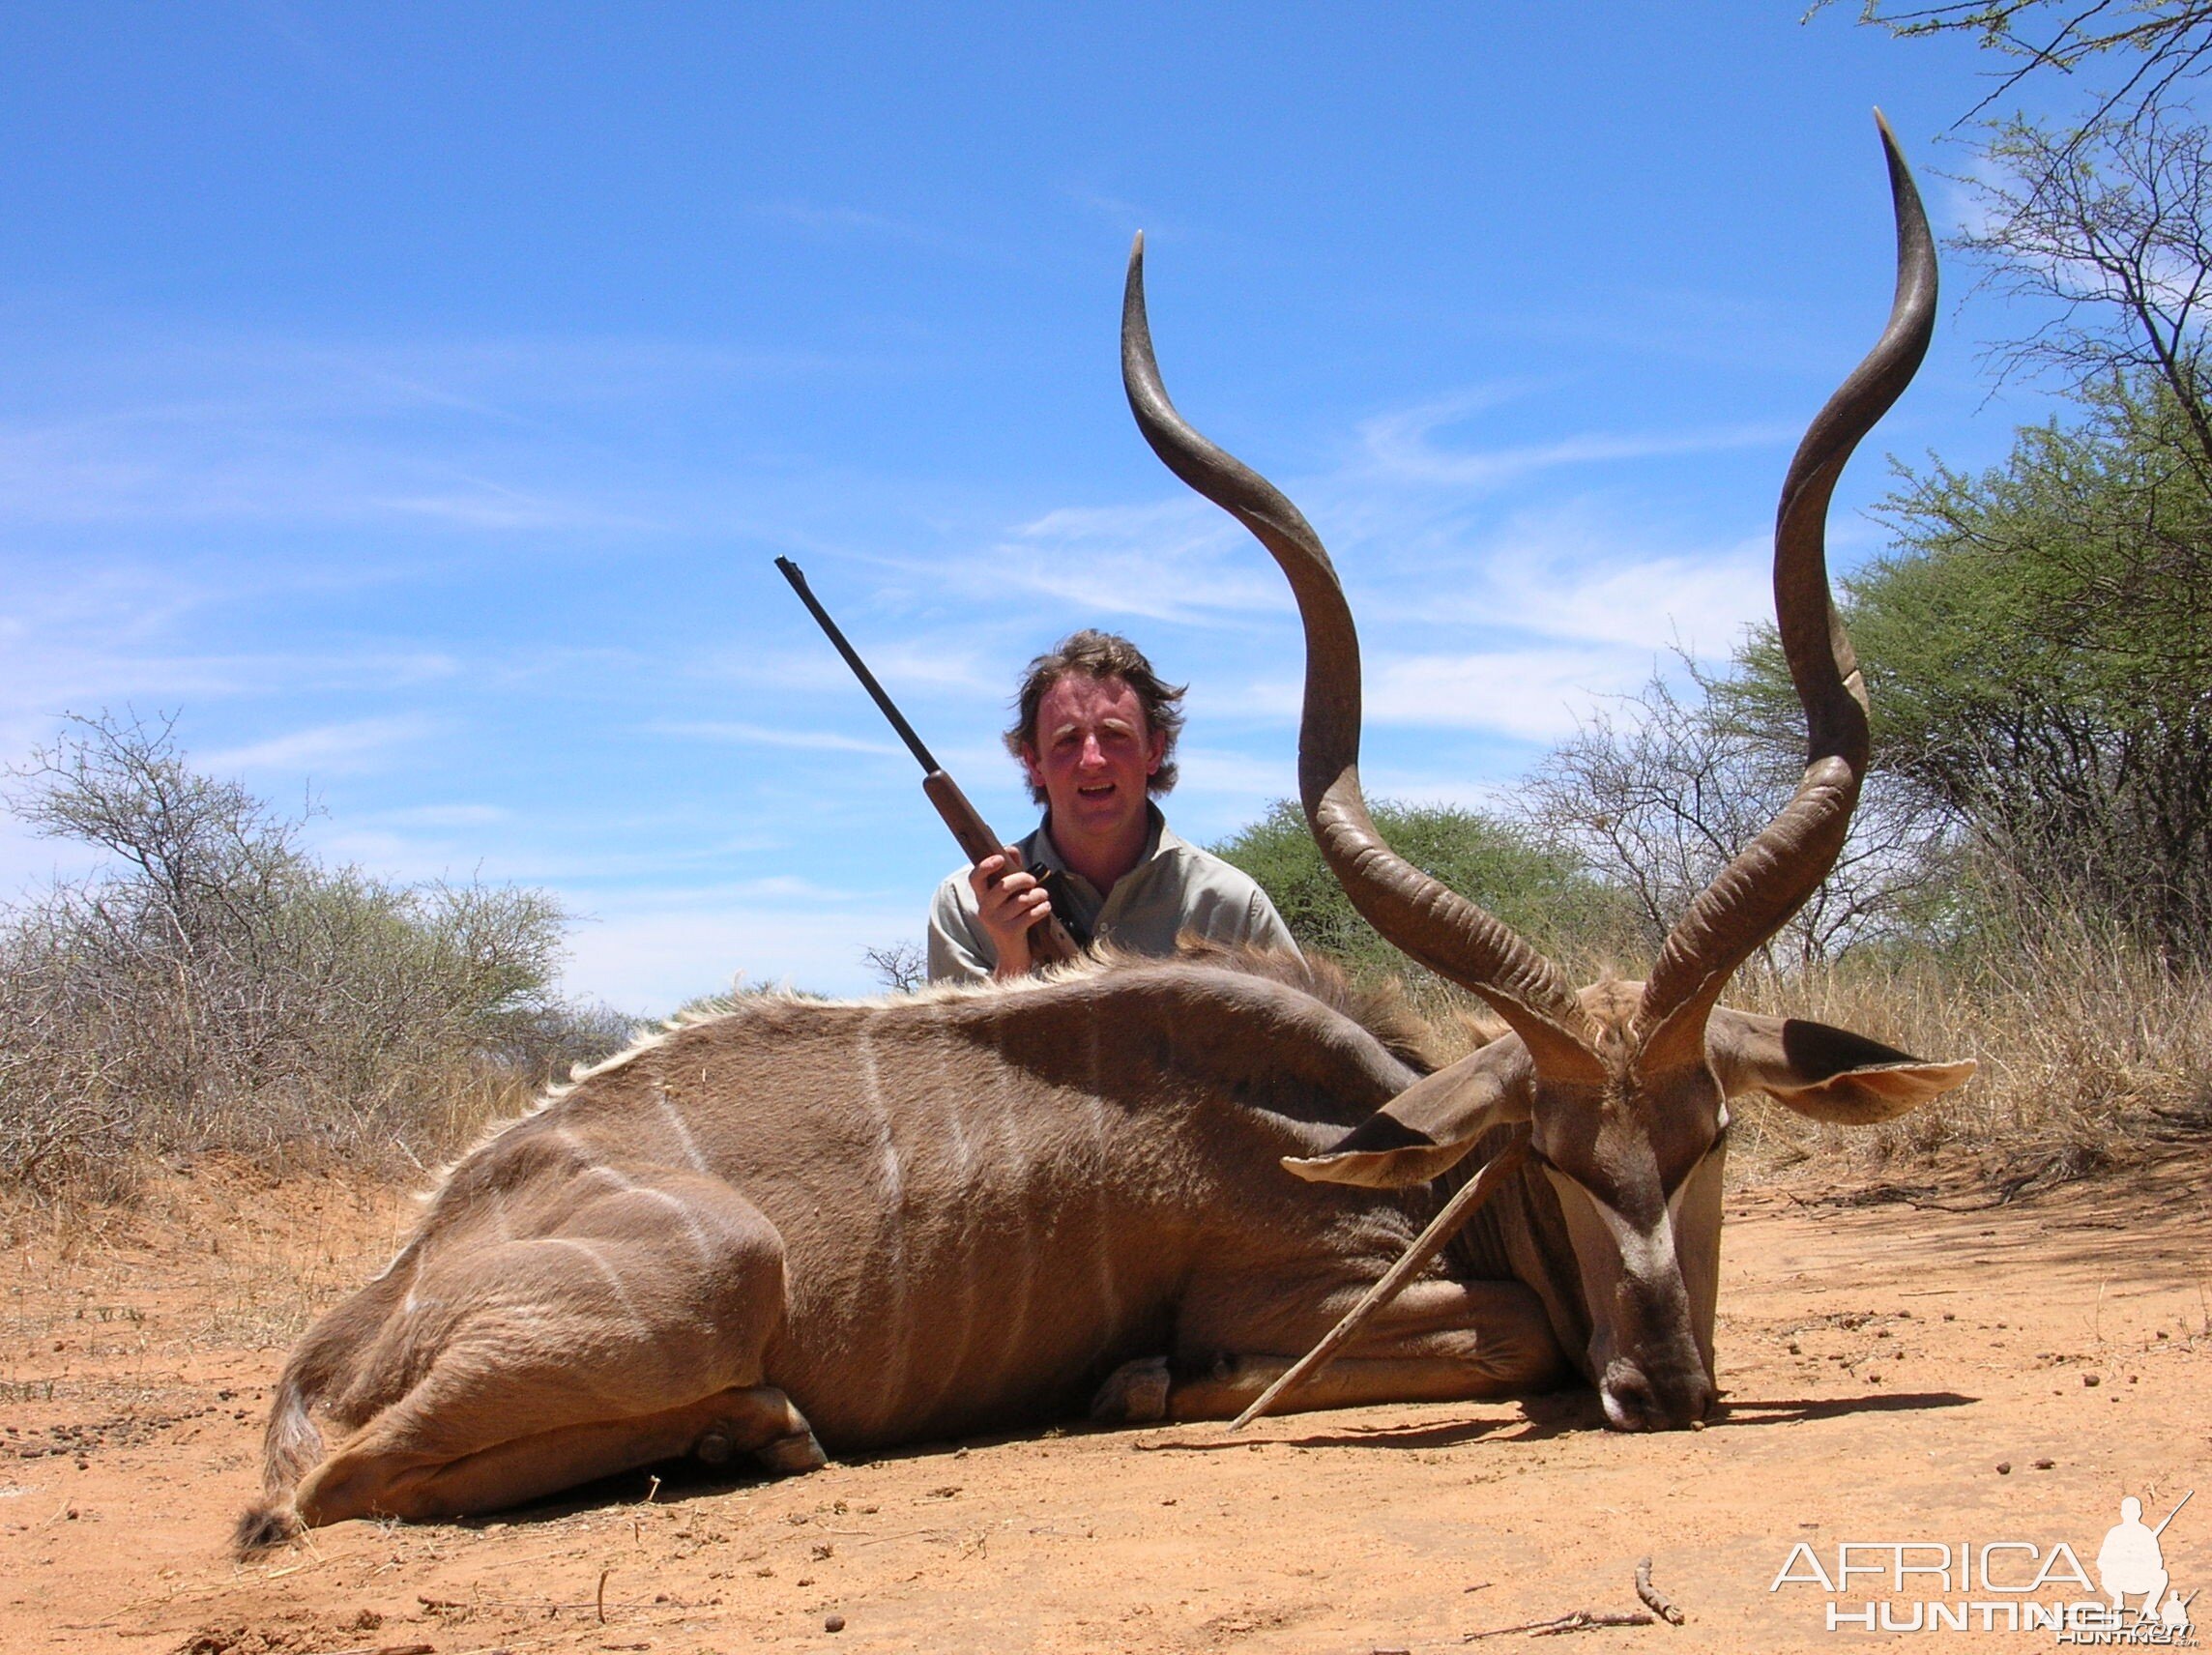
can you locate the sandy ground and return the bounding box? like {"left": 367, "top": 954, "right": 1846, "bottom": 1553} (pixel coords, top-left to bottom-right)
{"left": 2, "top": 1154, "right": 2206, "bottom": 1654}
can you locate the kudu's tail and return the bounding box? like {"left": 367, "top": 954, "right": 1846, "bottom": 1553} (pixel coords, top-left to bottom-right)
{"left": 232, "top": 1364, "right": 323, "bottom": 1553}
{"left": 233, "top": 1248, "right": 417, "bottom": 1555}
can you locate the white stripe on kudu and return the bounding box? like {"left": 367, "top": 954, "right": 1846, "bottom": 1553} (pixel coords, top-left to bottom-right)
{"left": 857, "top": 1010, "right": 914, "bottom": 1433}
{"left": 915, "top": 1037, "right": 981, "bottom": 1423}
{"left": 655, "top": 1089, "right": 711, "bottom": 1174}
{"left": 978, "top": 1054, "right": 1036, "bottom": 1397}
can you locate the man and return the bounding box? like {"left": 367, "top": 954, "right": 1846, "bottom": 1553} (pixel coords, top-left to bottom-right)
{"left": 2096, "top": 1496, "right": 2169, "bottom": 1617}
{"left": 927, "top": 630, "right": 1297, "bottom": 983}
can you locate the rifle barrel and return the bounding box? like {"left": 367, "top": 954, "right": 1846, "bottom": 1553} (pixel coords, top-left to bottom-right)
{"left": 774, "top": 557, "right": 939, "bottom": 773}
{"left": 2153, "top": 1489, "right": 2194, "bottom": 1537}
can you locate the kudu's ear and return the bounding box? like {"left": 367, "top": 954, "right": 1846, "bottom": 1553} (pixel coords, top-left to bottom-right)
{"left": 1706, "top": 1008, "right": 1975, "bottom": 1126}
{"left": 1283, "top": 1039, "right": 1534, "bottom": 1188}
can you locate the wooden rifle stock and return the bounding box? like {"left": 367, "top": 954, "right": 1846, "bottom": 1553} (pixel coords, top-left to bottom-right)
{"left": 920, "top": 771, "right": 1082, "bottom": 967}
{"left": 774, "top": 557, "right": 1081, "bottom": 969}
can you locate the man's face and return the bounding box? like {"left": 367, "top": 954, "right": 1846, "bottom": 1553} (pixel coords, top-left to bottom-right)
{"left": 1021, "top": 673, "right": 1165, "bottom": 845}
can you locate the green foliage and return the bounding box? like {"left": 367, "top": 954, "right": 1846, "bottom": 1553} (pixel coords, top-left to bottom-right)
{"left": 1721, "top": 378, "right": 2212, "bottom": 960}
{"left": 1210, "top": 798, "right": 1632, "bottom": 980}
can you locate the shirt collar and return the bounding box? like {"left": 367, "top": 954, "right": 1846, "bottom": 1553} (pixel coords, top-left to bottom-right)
{"left": 1033, "top": 802, "right": 1173, "bottom": 901}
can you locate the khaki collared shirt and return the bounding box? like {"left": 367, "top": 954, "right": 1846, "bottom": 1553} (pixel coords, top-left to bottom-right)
{"left": 926, "top": 805, "right": 1299, "bottom": 984}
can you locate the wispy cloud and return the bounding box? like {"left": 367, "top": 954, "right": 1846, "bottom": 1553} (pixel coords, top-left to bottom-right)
{"left": 1239, "top": 646, "right": 1646, "bottom": 742}
{"left": 1364, "top": 504, "right": 1775, "bottom": 655}
{"left": 1371, "top": 647, "right": 1649, "bottom": 740}
{"left": 751, "top": 201, "right": 970, "bottom": 256}
{"left": 955, "top": 498, "right": 1292, "bottom": 623}
{"left": 0, "top": 331, "right": 850, "bottom": 532}
{"left": 1358, "top": 396, "right": 1794, "bottom": 488}
{"left": 202, "top": 714, "right": 438, "bottom": 774}
{"left": 1164, "top": 743, "right": 1294, "bottom": 799}
{"left": 373, "top": 802, "right": 510, "bottom": 828}
{"left": 648, "top": 719, "right": 903, "bottom": 756}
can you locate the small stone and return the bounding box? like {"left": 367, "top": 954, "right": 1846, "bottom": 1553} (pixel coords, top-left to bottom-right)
{"left": 1788, "top": 1342, "right": 1802, "bottom": 1354}
{"left": 2034, "top": 1458, "right": 2055, "bottom": 1470}
{"left": 825, "top": 1613, "right": 846, "bottom": 1633}
{"left": 2082, "top": 1373, "right": 2101, "bottom": 1387}
{"left": 1996, "top": 1462, "right": 2012, "bottom": 1474}
{"left": 1689, "top": 1418, "right": 1706, "bottom": 1431}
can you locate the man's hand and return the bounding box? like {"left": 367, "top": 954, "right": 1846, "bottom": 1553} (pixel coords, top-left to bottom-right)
{"left": 969, "top": 851, "right": 1054, "bottom": 979}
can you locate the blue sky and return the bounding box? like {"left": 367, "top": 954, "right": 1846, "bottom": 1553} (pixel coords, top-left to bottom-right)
{"left": 0, "top": 5, "right": 2076, "bottom": 1009}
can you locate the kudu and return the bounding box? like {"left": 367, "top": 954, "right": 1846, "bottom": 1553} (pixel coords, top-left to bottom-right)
{"left": 239, "top": 122, "right": 1969, "bottom": 1548}
{"left": 1121, "top": 113, "right": 1972, "bottom": 1431}
{"left": 238, "top": 950, "right": 1568, "bottom": 1547}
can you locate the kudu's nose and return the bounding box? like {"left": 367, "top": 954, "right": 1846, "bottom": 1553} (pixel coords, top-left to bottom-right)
{"left": 1599, "top": 1356, "right": 1716, "bottom": 1433}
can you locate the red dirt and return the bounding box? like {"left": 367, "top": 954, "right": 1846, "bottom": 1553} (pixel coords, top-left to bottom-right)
{"left": 2, "top": 1154, "right": 2206, "bottom": 1653}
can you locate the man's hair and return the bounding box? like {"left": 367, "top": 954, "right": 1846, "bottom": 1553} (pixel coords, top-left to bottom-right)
{"left": 1004, "top": 630, "right": 1186, "bottom": 805}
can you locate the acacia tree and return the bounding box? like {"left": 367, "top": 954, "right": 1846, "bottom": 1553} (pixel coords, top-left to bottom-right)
{"left": 1963, "top": 108, "right": 2212, "bottom": 471}
{"left": 1802, "top": 0, "right": 2212, "bottom": 961}
{"left": 1848, "top": 2, "right": 2212, "bottom": 127}
{"left": 1711, "top": 378, "right": 2212, "bottom": 961}
{"left": 1845, "top": 2, "right": 2212, "bottom": 446}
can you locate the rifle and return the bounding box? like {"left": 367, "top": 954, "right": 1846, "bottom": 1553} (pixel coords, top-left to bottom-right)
{"left": 774, "top": 557, "right": 1085, "bottom": 967}
{"left": 2153, "top": 1490, "right": 2194, "bottom": 1538}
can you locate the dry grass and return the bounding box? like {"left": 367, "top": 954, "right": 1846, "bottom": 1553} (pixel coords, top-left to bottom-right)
{"left": 1725, "top": 915, "right": 2212, "bottom": 1194}
{"left": 1372, "top": 906, "right": 2211, "bottom": 1200}
{"left": 1, "top": 1050, "right": 560, "bottom": 1210}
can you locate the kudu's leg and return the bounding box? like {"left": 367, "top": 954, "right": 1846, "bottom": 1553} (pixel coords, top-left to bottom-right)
{"left": 1094, "top": 1278, "right": 1563, "bottom": 1424}
{"left": 291, "top": 1171, "right": 823, "bottom": 1528}
{"left": 299, "top": 1384, "right": 821, "bottom": 1524}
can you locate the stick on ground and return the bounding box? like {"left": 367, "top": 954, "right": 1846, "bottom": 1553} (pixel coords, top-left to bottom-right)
{"left": 1635, "top": 1556, "right": 1686, "bottom": 1625}
{"left": 1465, "top": 1610, "right": 1655, "bottom": 1640}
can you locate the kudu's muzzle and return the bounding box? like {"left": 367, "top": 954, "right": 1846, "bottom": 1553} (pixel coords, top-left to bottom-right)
{"left": 1541, "top": 1139, "right": 1726, "bottom": 1432}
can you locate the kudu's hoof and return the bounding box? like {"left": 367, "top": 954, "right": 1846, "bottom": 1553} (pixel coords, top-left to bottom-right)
{"left": 695, "top": 1430, "right": 735, "bottom": 1466}
{"left": 756, "top": 1429, "right": 828, "bottom": 1474}
{"left": 1091, "top": 1355, "right": 1172, "bottom": 1423}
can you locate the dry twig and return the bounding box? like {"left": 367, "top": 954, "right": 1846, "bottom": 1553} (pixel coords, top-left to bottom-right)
{"left": 1466, "top": 1610, "right": 1655, "bottom": 1640}
{"left": 1634, "top": 1556, "right": 1686, "bottom": 1625}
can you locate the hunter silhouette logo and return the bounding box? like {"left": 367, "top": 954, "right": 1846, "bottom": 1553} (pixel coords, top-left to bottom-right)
{"left": 1768, "top": 1487, "right": 2196, "bottom": 1640}
{"left": 2098, "top": 1494, "right": 2194, "bottom": 1633}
